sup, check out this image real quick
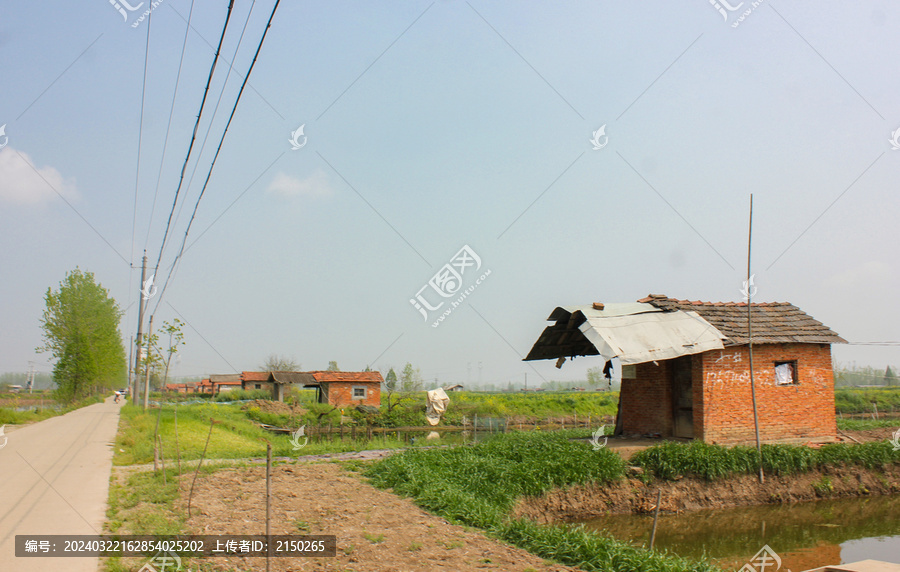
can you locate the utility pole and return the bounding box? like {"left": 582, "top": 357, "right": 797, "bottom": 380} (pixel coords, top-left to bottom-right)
{"left": 127, "top": 335, "right": 133, "bottom": 396}
{"left": 144, "top": 314, "right": 154, "bottom": 411}
{"left": 524, "top": 372, "right": 527, "bottom": 391}
{"left": 27, "top": 362, "right": 35, "bottom": 393}
{"left": 134, "top": 252, "right": 148, "bottom": 406}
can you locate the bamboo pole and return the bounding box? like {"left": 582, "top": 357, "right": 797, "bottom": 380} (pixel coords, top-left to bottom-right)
{"left": 747, "top": 194, "right": 764, "bottom": 484}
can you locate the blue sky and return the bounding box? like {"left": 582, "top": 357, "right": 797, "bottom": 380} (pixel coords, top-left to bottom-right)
{"left": 1, "top": 0, "right": 897, "bottom": 387}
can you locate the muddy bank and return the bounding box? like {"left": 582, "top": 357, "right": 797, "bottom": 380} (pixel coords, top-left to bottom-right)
{"left": 512, "top": 465, "right": 900, "bottom": 523}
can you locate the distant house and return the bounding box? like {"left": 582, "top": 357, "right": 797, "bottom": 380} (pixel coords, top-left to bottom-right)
{"left": 443, "top": 384, "right": 464, "bottom": 392}
{"left": 240, "top": 370, "right": 383, "bottom": 408}
{"left": 209, "top": 374, "right": 242, "bottom": 394}
{"left": 525, "top": 295, "right": 846, "bottom": 445}
{"left": 164, "top": 382, "right": 200, "bottom": 394}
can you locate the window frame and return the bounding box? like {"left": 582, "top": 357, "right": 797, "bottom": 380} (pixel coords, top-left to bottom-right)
{"left": 352, "top": 386, "right": 367, "bottom": 399}
{"left": 774, "top": 360, "right": 799, "bottom": 386}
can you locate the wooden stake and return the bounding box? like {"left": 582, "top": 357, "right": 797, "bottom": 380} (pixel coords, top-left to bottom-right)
{"left": 188, "top": 418, "right": 216, "bottom": 518}
{"left": 266, "top": 442, "right": 272, "bottom": 572}
{"left": 649, "top": 489, "right": 662, "bottom": 549}
{"left": 174, "top": 407, "right": 181, "bottom": 482}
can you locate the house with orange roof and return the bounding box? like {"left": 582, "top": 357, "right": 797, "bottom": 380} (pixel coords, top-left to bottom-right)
{"left": 240, "top": 370, "right": 383, "bottom": 408}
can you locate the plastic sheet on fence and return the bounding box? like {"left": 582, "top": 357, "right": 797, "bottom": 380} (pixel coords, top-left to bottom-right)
{"left": 425, "top": 388, "right": 449, "bottom": 426}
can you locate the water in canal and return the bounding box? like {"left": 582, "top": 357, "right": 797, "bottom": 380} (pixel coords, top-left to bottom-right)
{"left": 576, "top": 494, "right": 900, "bottom": 570}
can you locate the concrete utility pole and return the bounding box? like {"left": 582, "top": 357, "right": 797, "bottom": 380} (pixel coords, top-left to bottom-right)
{"left": 27, "top": 362, "right": 35, "bottom": 393}
{"left": 134, "top": 252, "right": 147, "bottom": 406}
{"left": 144, "top": 314, "right": 154, "bottom": 411}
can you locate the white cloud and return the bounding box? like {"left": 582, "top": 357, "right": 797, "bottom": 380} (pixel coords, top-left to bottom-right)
{"left": 0, "top": 147, "right": 78, "bottom": 205}
{"left": 266, "top": 169, "right": 333, "bottom": 200}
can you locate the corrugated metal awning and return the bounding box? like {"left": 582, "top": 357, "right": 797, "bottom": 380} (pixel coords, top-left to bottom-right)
{"left": 524, "top": 304, "right": 726, "bottom": 364}
{"left": 578, "top": 310, "right": 726, "bottom": 364}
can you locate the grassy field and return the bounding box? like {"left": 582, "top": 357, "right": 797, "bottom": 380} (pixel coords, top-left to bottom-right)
{"left": 835, "top": 386, "right": 900, "bottom": 415}
{"left": 114, "top": 403, "right": 429, "bottom": 465}
{"left": 0, "top": 393, "right": 101, "bottom": 424}
{"left": 365, "top": 431, "right": 900, "bottom": 572}
{"left": 366, "top": 431, "right": 718, "bottom": 572}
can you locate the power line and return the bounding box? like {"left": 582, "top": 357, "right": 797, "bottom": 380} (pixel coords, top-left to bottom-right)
{"left": 171, "top": 0, "right": 259, "bottom": 236}
{"left": 153, "top": 0, "right": 237, "bottom": 274}
{"left": 143, "top": 0, "right": 197, "bottom": 251}
{"left": 153, "top": 0, "right": 282, "bottom": 313}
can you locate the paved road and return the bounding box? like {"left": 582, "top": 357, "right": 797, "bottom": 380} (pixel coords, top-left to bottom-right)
{"left": 0, "top": 396, "right": 122, "bottom": 572}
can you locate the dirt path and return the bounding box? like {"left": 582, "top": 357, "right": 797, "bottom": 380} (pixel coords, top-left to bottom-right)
{"left": 0, "top": 395, "right": 122, "bottom": 572}
{"left": 183, "top": 462, "right": 582, "bottom": 572}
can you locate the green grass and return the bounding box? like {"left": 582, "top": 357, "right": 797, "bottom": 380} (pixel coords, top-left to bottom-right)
{"left": 631, "top": 440, "right": 900, "bottom": 481}
{"left": 114, "top": 403, "right": 432, "bottom": 465}
{"left": 835, "top": 387, "right": 900, "bottom": 415}
{"left": 0, "top": 394, "right": 101, "bottom": 425}
{"left": 365, "top": 431, "right": 717, "bottom": 572}
{"left": 837, "top": 417, "right": 899, "bottom": 431}
{"left": 370, "top": 390, "right": 619, "bottom": 427}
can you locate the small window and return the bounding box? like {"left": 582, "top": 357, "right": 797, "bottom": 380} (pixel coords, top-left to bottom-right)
{"left": 622, "top": 365, "right": 637, "bottom": 379}
{"left": 774, "top": 361, "right": 798, "bottom": 385}
{"left": 353, "top": 386, "right": 366, "bottom": 399}
{"left": 255, "top": 383, "right": 261, "bottom": 390}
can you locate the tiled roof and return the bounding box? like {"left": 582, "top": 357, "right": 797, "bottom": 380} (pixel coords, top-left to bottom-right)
{"left": 309, "top": 371, "right": 384, "bottom": 383}
{"left": 241, "top": 371, "right": 270, "bottom": 382}
{"left": 210, "top": 374, "right": 242, "bottom": 383}
{"left": 637, "top": 294, "right": 846, "bottom": 346}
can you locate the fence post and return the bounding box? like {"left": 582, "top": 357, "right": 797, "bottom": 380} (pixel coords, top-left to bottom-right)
{"left": 266, "top": 442, "right": 272, "bottom": 572}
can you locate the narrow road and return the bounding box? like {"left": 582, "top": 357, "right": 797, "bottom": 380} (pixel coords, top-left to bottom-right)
{"left": 0, "top": 396, "right": 122, "bottom": 572}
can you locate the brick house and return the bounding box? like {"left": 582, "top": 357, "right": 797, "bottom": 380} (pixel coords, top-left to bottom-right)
{"left": 240, "top": 370, "right": 383, "bottom": 408}
{"left": 308, "top": 371, "right": 382, "bottom": 409}
{"left": 525, "top": 295, "right": 846, "bottom": 445}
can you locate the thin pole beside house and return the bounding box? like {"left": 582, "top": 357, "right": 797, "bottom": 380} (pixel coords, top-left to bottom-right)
{"left": 747, "top": 194, "right": 764, "bottom": 483}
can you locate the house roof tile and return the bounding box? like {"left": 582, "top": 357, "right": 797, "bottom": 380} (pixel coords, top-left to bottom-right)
{"left": 636, "top": 295, "right": 846, "bottom": 346}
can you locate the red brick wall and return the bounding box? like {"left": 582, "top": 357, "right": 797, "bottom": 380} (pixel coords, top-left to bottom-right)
{"left": 700, "top": 344, "right": 836, "bottom": 445}
{"left": 322, "top": 382, "right": 381, "bottom": 408}
{"left": 619, "top": 344, "right": 837, "bottom": 445}
{"left": 621, "top": 360, "right": 673, "bottom": 435}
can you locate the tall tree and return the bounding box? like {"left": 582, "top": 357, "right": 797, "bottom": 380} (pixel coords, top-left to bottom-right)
{"left": 885, "top": 366, "right": 896, "bottom": 387}
{"left": 400, "top": 362, "right": 423, "bottom": 392}
{"left": 261, "top": 354, "right": 299, "bottom": 371}
{"left": 38, "top": 268, "right": 126, "bottom": 403}
{"left": 326, "top": 361, "right": 340, "bottom": 371}
{"left": 384, "top": 368, "right": 397, "bottom": 393}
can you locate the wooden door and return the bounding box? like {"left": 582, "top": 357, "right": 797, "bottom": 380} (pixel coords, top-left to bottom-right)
{"left": 671, "top": 356, "right": 694, "bottom": 438}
